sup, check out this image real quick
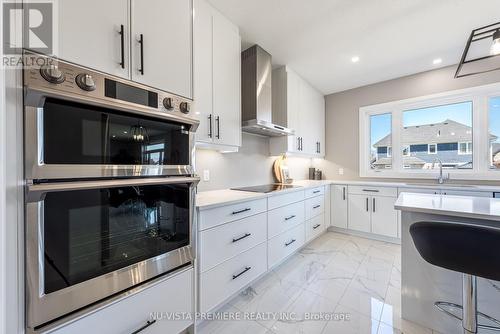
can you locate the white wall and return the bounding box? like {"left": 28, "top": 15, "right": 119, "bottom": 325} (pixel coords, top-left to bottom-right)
{"left": 195, "top": 133, "right": 318, "bottom": 191}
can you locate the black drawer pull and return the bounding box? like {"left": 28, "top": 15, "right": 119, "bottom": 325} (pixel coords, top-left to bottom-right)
{"left": 118, "top": 24, "right": 125, "bottom": 69}
{"left": 131, "top": 320, "right": 156, "bottom": 334}
{"left": 138, "top": 34, "right": 144, "bottom": 75}
{"left": 232, "top": 266, "right": 251, "bottom": 280}
{"left": 285, "top": 215, "right": 296, "bottom": 221}
{"left": 313, "top": 205, "right": 321, "bottom": 209}
{"left": 232, "top": 208, "right": 251, "bottom": 215}
{"left": 362, "top": 189, "right": 379, "bottom": 192}
{"left": 313, "top": 190, "right": 321, "bottom": 194}
{"left": 232, "top": 233, "right": 251, "bottom": 243}
{"left": 313, "top": 224, "right": 321, "bottom": 229}
{"left": 285, "top": 239, "right": 296, "bottom": 247}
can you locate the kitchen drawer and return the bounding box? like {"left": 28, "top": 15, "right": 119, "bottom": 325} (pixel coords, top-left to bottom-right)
{"left": 199, "top": 198, "right": 267, "bottom": 230}
{"left": 199, "top": 242, "right": 267, "bottom": 313}
{"left": 49, "top": 267, "right": 193, "bottom": 334}
{"left": 440, "top": 190, "right": 492, "bottom": 197}
{"left": 199, "top": 212, "right": 267, "bottom": 272}
{"left": 268, "top": 201, "right": 305, "bottom": 238}
{"left": 305, "top": 186, "right": 324, "bottom": 199}
{"left": 268, "top": 223, "right": 305, "bottom": 269}
{"left": 349, "top": 185, "right": 397, "bottom": 197}
{"left": 305, "top": 195, "right": 324, "bottom": 220}
{"left": 268, "top": 190, "right": 305, "bottom": 210}
{"left": 306, "top": 214, "right": 325, "bottom": 242}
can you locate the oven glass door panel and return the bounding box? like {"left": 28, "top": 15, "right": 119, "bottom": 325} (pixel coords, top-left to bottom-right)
{"left": 26, "top": 177, "right": 198, "bottom": 328}
{"left": 26, "top": 97, "right": 193, "bottom": 180}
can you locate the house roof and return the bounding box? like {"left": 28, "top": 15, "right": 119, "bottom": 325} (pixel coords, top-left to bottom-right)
{"left": 373, "top": 119, "right": 498, "bottom": 147}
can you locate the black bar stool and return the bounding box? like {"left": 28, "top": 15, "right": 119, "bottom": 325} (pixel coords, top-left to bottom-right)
{"left": 410, "top": 221, "right": 500, "bottom": 334}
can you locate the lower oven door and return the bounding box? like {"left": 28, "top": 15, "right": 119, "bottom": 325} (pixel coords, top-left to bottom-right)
{"left": 25, "top": 176, "right": 199, "bottom": 329}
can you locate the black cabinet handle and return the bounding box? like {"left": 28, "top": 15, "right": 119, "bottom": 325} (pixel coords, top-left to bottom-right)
{"left": 208, "top": 115, "right": 212, "bottom": 138}
{"left": 118, "top": 24, "right": 125, "bottom": 69}
{"left": 232, "top": 233, "right": 251, "bottom": 243}
{"left": 313, "top": 224, "right": 321, "bottom": 229}
{"left": 301, "top": 137, "right": 303, "bottom": 151}
{"left": 313, "top": 190, "right": 321, "bottom": 194}
{"left": 131, "top": 320, "right": 156, "bottom": 334}
{"left": 373, "top": 198, "right": 376, "bottom": 212}
{"left": 366, "top": 197, "right": 369, "bottom": 212}
{"left": 313, "top": 205, "right": 321, "bottom": 209}
{"left": 285, "top": 215, "right": 296, "bottom": 221}
{"left": 285, "top": 239, "right": 296, "bottom": 247}
{"left": 342, "top": 187, "right": 346, "bottom": 200}
{"left": 215, "top": 116, "right": 220, "bottom": 139}
{"left": 138, "top": 34, "right": 144, "bottom": 75}
{"left": 297, "top": 137, "right": 301, "bottom": 151}
{"left": 318, "top": 142, "right": 321, "bottom": 153}
{"left": 232, "top": 266, "right": 251, "bottom": 280}
{"left": 232, "top": 208, "right": 251, "bottom": 215}
{"left": 362, "top": 189, "right": 379, "bottom": 193}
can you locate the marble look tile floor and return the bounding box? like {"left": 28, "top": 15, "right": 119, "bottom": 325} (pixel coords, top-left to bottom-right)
{"left": 197, "top": 232, "right": 441, "bottom": 334}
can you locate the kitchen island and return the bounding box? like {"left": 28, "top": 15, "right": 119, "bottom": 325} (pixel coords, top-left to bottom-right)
{"left": 395, "top": 192, "right": 500, "bottom": 334}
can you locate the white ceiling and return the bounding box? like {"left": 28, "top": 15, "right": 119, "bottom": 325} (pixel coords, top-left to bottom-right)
{"left": 206, "top": 0, "right": 500, "bottom": 95}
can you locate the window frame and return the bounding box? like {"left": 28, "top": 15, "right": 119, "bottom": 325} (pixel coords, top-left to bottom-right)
{"left": 387, "top": 146, "right": 392, "bottom": 158}
{"left": 359, "top": 82, "right": 500, "bottom": 180}
{"left": 458, "top": 142, "right": 472, "bottom": 155}
{"left": 428, "top": 143, "right": 437, "bottom": 155}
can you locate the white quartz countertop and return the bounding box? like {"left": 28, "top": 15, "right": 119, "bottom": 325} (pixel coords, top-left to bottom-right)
{"left": 196, "top": 180, "right": 332, "bottom": 210}
{"left": 395, "top": 192, "right": 500, "bottom": 221}
{"left": 196, "top": 179, "right": 500, "bottom": 210}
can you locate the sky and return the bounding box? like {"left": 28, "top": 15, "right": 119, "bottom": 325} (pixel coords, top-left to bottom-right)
{"left": 370, "top": 98, "right": 500, "bottom": 147}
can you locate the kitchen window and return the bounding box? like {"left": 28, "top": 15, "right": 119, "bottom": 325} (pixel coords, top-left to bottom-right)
{"left": 359, "top": 82, "right": 500, "bottom": 180}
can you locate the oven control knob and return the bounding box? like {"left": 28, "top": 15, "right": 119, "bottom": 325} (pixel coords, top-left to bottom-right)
{"left": 179, "top": 101, "right": 190, "bottom": 114}
{"left": 75, "top": 73, "right": 96, "bottom": 91}
{"left": 40, "top": 65, "right": 65, "bottom": 84}
{"left": 163, "top": 97, "right": 174, "bottom": 110}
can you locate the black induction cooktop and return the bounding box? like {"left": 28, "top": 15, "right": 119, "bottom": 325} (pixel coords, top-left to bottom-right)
{"left": 231, "top": 184, "right": 302, "bottom": 193}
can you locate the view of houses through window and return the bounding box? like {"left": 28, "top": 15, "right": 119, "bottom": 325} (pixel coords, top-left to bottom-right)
{"left": 490, "top": 96, "right": 500, "bottom": 169}
{"left": 370, "top": 113, "right": 392, "bottom": 169}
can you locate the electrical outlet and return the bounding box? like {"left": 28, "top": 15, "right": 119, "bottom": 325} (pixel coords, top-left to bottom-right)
{"left": 338, "top": 168, "right": 344, "bottom": 175}
{"left": 203, "top": 170, "right": 210, "bottom": 182}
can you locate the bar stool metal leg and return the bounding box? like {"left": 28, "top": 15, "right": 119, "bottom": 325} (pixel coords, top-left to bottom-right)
{"left": 462, "top": 274, "right": 477, "bottom": 334}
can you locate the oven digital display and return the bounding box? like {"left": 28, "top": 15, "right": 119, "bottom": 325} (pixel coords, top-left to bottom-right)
{"left": 105, "top": 79, "right": 158, "bottom": 108}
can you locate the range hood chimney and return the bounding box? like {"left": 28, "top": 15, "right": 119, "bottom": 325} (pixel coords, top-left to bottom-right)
{"left": 241, "top": 45, "right": 294, "bottom": 137}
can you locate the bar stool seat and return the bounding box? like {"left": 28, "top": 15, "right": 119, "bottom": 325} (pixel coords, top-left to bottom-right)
{"left": 410, "top": 221, "right": 500, "bottom": 334}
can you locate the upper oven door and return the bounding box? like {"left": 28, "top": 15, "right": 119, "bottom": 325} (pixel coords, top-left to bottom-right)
{"left": 25, "top": 97, "right": 195, "bottom": 180}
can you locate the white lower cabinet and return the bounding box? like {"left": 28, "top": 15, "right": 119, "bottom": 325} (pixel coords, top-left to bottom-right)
{"left": 51, "top": 268, "right": 193, "bottom": 334}
{"left": 348, "top": 194, "right": 371, "bottom": 233}
{"left": 306, "top": 214, "right": 325, "bottom": 242}
{"left": 268, "top": 223, "right": 305, "bottom": 269}
{"left": 267, "top": 201, "right": 305, "bottom": 238}
{"left": 371, "top": 196, "right": 398, "bottom": 238}
{"left": 347, "top": 187, "right": 399, "bottom": 238}
{"left": 199, "top": 242, "right": 267, "bottom": 312}
{"left": 331, "top": 185, "right": 348, "bottom": 228}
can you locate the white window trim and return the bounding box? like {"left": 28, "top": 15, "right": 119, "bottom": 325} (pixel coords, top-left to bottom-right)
{"left": 387, "top": 146, "right": 392, "bottom": 157}
{"left": 359, "top": 81, "right": 500, "bottom": 180}
{"left": 428, "top": 143, "right": 437, "bottom": 154}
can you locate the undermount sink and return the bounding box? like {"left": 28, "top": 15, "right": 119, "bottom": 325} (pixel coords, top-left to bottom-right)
{"left": 404, "top": 183, "right": 478, "bottom": 188}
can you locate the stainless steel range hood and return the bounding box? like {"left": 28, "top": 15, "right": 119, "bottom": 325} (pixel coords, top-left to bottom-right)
{"left": 241, "top": 45, "right": 294, "bottom": 137}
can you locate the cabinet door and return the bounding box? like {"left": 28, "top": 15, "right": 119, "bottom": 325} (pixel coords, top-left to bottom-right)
{"left": 131, "top": 0, "right": 192, "bottom": 97}
{"left": 193, "top": 0, "right": 213, "bottom": 143}
{"left": 57, "top": 0, "right": 129, "bottom": 78}
{"left": 348, "top": 194, "right": 371, "bottom": 233}
{"left": 371, "top": 196, "right": 398, "bottom": 238}
{"left": 287, "top": 69, "right": 302, "bottom": 153}
{"left": 331, "top": 185, "right": 348, "bottom": 229}
{"left": 212, "top": 10, "right": 241, "bottom": 147}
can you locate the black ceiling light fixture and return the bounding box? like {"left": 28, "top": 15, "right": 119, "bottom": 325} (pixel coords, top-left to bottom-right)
{"left": 455, "top": 22, "right": 500, "bottom": 78}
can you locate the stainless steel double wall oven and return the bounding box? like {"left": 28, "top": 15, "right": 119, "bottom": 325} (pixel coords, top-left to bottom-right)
{"left": 23, "top": 52, "right": 200, "bottom": 330}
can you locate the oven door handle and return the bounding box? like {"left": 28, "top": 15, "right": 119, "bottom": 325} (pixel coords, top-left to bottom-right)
{"left": 26, "top": 176, "right": 201, "bottom": 202}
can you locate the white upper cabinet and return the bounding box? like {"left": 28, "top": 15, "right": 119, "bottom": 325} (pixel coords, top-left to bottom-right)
{"left": 270, "top": 66, "right": 325, "bottom": 157}
{"left": 193, "top": 0, "right": 241, "bottom": 149}
{"left": 56, "top": 0, "right": 130, "bottom": 78}
{"left": 131, "top": 0, "right": 193, "bottom": 98}
{"left": 56, "top": 0, "right": 193, "bottom": 97}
